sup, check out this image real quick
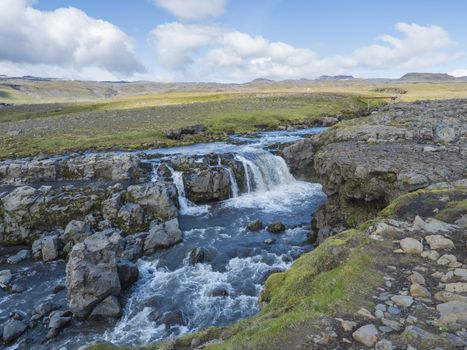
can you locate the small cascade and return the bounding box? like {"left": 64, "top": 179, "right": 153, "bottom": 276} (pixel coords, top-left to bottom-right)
{"left": 225, "top": 167, "right": 239, "bottom": 198}
{"left": 150, "top": 163, "right": 160, "bottom": 182}
{"left": 235, "top": 150, "right": 295, "bottom": 193}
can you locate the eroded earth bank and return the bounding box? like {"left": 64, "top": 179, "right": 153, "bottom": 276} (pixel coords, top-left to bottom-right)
{"left": 0, "top": 99, "right": 466, "bottom": 350}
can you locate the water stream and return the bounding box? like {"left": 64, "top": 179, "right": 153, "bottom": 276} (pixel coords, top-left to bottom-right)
{"left": 1, "top": 127, "right": 327, "bottom": 349}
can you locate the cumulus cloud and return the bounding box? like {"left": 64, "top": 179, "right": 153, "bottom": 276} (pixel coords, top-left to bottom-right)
{"left": 150, "top": 21, "right": 461, "bottom": 82}
{"left": 153, "top": 0, "right": 226, "bottom": 20}
{"left": 0, "top": 0, "right": 145, "bottom": 78}
{"left": 450, "top": 69, "right": 467, "bottom": 77}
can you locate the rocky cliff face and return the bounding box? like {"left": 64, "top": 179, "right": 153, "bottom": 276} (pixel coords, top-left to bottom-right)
{"left": 282, "top": 99, "right": 467, "bottom": 241}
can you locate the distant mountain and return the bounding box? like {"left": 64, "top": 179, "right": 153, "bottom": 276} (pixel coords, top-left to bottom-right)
{"left": 400, "top": 73, "right": 455, "bottom": 82}
{"left": 249, "top": 78, "right": 276, "bottom": 84}
{"left": 317, "top": 75, "right": 355, "bottom": 81}
{"left": 456, "top": 76, "right": 467, "bottom": 81}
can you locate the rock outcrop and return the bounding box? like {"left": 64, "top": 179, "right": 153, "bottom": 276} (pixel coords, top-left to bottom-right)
{"left": 301, "top": 99, "right": 467, "bottom": 241}
{"left": 0, "top": 153, "right": 150, "bottom": 185}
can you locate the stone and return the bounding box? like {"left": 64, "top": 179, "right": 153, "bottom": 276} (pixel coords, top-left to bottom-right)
{"left": 188, "top": 247, "right": 211, "bottom": 265}
{"left": 413, "top": 216, "right": 458, "bottom": 234}
{"left": 247, "top": 220, "right": 263, "bottom": 231}
{"left": 352, "top": 324, "right": 379, "bottom": 347}
{"left": 34, "top": 302, "right": 60, "bottom": 317}
{"left": 421, "top": 250, "right": 440, "bottom": 261}
{"left": 144, "top": 219, "right": 182, "bottom": 254}
{"left": 6, "top": 249, "right": 30, "bottom": 264}
{"left": 434, "top": 291, "right": 467, "bottom": 303}
{"left": 455, "top": 215, "right": 467, "bottom": 228}
{"left": 267, "top": 222, "right": 286, "bottom": 233}
{"left": 399, "top": 238, "right": 423, "bottom": 254}
{"left": 66, "top": 237, "right": 121, "bottom": 319}
{"left": 433, "top": 124, "right": 457, "bottom": 143}
{"left": 402, "top": 326, "right": 437, "bottom": 341}
{"left": 2, "top": 320, "right": 27, "bottom": 344}
{"left": 117, "top": 260, "right": 139, "bottom": 290}
{"left": 62, "top": 220, "right": 92, "bottom": 245}
{"left": 1, "top": 186, "right": 37, "bottom": 212}
{"left": 454, "top": 268, "right": 467, "bottom": 281}
{"left": 206, "top": 286, "right": 230, "bottom": 298}
{"left": 445, "top": 282, "right": 467, "bottom": 293}
{"left": 117, "top": 203, "right": 145, "bottom": 233}
{"left": 101, "top": 193, "right": 122, "bottom": 221}
{"left": 88, "top": 295, "right": 122, "bottom": 320}
{"left": 48, "top": 311, "right": 72, "bottom": 329}
{"left": 410, "top": 284, "right": 431, "bottom": 298}
{"left": 425, "top": 234, "right": 455, "bottom": 250}
{"left": 41, "top": 236, "right": 60, "bottom": 262}
{"left": 408, "top": 271, "right": 425, "bottom": 285}
{"left": 357, "top": 308, "right": 375, "bottom": 319}
{"left": 0, "top": 269, "right": 12, "bottom": 286}
{"left": 159, "top": 310, "right": 186, "bottom": 327}
{"left": 391, "top": 295, "right": 414, "bottom": 307}
{"left": 375, "top": 339, "right": 393, "bottom": 350}
{"left": 381, "top": 318, "right": 402, "bottom": 331}
{"left": 436, "top": 301, "right": 467, "bottom": 325}
{"left": 437, "top": 254, "right": 457, "bottom": 266}
{"left": 336, "top": 318, "right": 357, "bottom": 332}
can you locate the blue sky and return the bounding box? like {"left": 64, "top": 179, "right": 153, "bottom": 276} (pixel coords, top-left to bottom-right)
{"left": 1, "top": 0, "right": 466, "bottom": 81}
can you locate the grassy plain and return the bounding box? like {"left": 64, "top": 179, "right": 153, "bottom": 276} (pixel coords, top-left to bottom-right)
{"left": 1, "top": 80, "right": 466, "bottom": 159}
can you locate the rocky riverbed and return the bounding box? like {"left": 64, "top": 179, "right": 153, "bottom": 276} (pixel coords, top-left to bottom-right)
{"left": 0, "top": 127, "right": 327, "bottom": 349}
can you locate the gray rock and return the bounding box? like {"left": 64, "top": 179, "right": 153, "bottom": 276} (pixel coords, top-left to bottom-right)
{"left": 247, "top": 219, "right": 263, "bottom": 231}
{"left": 48, "top": 311, "right": 72, "bottom": 329}
{"left": 278, "top": 139, "right": 315, "bottom": 178}
{"left": 6, "top": 249, "right": 30, "bottom": 264}
{"left": 41, "top": 236, "right": 60, "bottom": 262}
{"left": 399, "top": 238, "right": 423, "bottom": 255}
{"left": 62, "top": 220, "right": 92, "bottom": 245}
{"left": 352, "top": 324, "right": 379, "bottom": 347}
{"left": 66, "top": 235, "right": 121, "bottom": 319}
{"left": 117, "top": 260, "right": 139, "bottom": 290}
{"left": 0, "top": 269, "right": 12, "bottom": 286}
{"left": 425, "top": 234, "right": 455, "bottom": 250}
{"left": 88, "top": 295, "right": 122, "bottom": 320}
{"left": 101, "top": 193, "right": 122, "bottom": 221}
{"left": 144, "top": 219, "right": 182, "bottom": 254}
{"left": 3, "top": 320, "right": 27, "bottom": 344}
{"left": 391, "top": 295, "right": 414, "bottom": 307}
{"left": 410, "top": 283, "right": 431, "bottom": 298}
{"left": 1, "top": 186, "right": 37, "bottom": 212}
{"left": 117, "top": 203, "right": 145, "bottom": 233}
{"left": 34, "top": 302, "right": 60, "bottom": 317}
{"left": 434, "top": 124, "right": 457, "bottom": 143}
{"left": 183, "top": 167, "right": 231, "bottom": 203}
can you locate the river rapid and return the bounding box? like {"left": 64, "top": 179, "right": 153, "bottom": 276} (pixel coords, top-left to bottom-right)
{"left": 1, "top": 128, "right": 327, "bottom": 350}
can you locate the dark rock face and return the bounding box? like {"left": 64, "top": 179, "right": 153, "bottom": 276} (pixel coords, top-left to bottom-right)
{"left": 188, "top": 247, "right": 211, "bottom": 265}
{"left": 2, "top": 320, "right": 27, "bottom": 344}
{"left": 306, "top": 99, "right": 467, "bottom": 241}
{"left": 278, "top": 139, "right": 315, "bottom": 179}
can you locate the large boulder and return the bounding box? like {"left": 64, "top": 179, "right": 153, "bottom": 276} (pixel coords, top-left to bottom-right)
{"left": 62, "top": 220, "right": 92, "bottom": 245}
{"left": 144, "top": 219, "right": 183, "bottom": 254}
{"left": 66, "top": 231, "right": 124, "bottom": 319}
{"left": 183, "top": 168, "right": 231, "bottom": 203}
{"left": 125, "top": 182, "right": 179, "bottom": 221}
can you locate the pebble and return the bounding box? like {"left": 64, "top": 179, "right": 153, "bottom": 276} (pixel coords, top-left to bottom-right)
{"left": 422, "top": 250, "right": 440, "bottom": 261}
{"left": 400, "top": 238, "right": 423, "bottom": 255}
{"left": 382, "top": 318, "right": 402, "bottom": 331}
{"left": 388, "top": 306, "right": 401, "bottom": 315}
{"left": 425, "top": 234, "right": 455, "bottom": 250}
{"left": 391, "top": 295, "right": 414, "bottom": 307}
{"left": 408, "top": 271, "right": 425, "bottom": 285}
{"left": 352, "top": 324, "right": 380, "bottom": 347}
{"left": 410, "top": 283, "right": 431, "bottom": 298}
{"left": 357, "top": 308, "right": 376, "bottom": 319}
{"left": 437, "top": 254, "right": 457, "bottom": 266}
{"left": 445, "top": 282, "right": 467, "bottom": 293}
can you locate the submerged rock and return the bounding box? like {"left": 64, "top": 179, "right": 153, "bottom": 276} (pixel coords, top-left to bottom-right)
{"left": 188, "top": 247, "right": 211, "bottom": 265}
{"left": 247, "top": 219, "right": 263, "bottom": 231}
{"left": 267, "top": 222, "right": 286, "bottom": 233}
{"left": 2, "top": 320, "right": 27, "bottom": 344}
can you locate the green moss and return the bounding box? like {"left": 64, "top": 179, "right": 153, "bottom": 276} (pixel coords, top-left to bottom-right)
{"left": 436, "top": 198, "right": 467, "bottom": 222}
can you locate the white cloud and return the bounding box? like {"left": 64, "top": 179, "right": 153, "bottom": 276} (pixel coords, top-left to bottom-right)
{"left": 351, "top": 22, "right": 457, "bottom": 69}
{"left": 0, "top": 0, "right": 145, "bottom": 78}
{"left": 149, "top": 21, "right": 461, "bottom": 82}
{"left": 450, "top": 69, "right": 467, "bottom": 77}
{"left": 153, "top": 0, "right": 226, "bottom": 20}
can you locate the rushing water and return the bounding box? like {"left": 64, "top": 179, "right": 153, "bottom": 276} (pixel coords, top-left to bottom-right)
{"left": 1, "top": 127, "right": 327, "bottom": 350}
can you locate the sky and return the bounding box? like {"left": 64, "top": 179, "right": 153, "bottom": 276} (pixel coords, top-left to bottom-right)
{"left": 0, "top": 0, "right": 466, "bottom": 82}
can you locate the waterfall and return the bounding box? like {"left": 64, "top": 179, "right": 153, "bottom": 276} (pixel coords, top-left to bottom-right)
{"left": 225, "top": 167, "right": 239, "bottom": 198}
{"left": 150, "top": 163, "right": 160, "bottom": 182}
{"left": 235, "top": 150, "right": 295, "bottom": 193}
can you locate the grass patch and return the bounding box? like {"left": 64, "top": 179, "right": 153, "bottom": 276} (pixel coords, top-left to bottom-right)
{"left": 138, "top": 230, "right": 382, "bottom": 350}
